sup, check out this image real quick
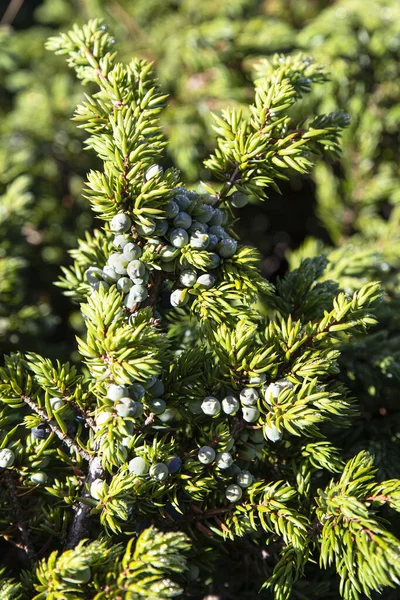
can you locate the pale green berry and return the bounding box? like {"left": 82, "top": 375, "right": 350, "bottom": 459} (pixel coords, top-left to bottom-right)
{"left": 179, "top": 269, "right": 197, "bottom": 287}
{"left": 136, "top": 221, "right": 156, "bottom": 236}
{"left": 127, "top": 260, "right": 146, "bottom": 280}
{"left": 148, "top": 378, "right": 165, "bottom": 397}
{"left": 107, "top": 384, "right": 129, "bottom": 401}
{"left": 108, "top": 253, "right": 128, "bottom": 275}
{"left": 102, "top": 266, "right": 119, "bottom": 283}
{"left": 201, "top": 396, "right": 221, "bottom": 416}
{"left": 113, "top": 234, "right": 129, "bottom": 249}
{"left": 115, "top": 401, "right": 135, "bottom": 418}
{"left": 117, "top": 277, "right": 133, "bottom": 293}
{"left": 92, "top": 281, "right": 109, "bottom": 292}
{"left": 215, "top": 452, "right": 233, "bottom": 469}
{"left": 150, "top": 463, "right": 169, "bottom": 481}
{"left": 264, "top": 424, "right": 283, "bottom": 443}
{"left": 236, "top": 470, "right": 253, "bottom": 488}
{"left": 209, "top": 208, "right": 224, "bottom": 226}
{"left": 129, "top": 457, "right": 149, "bottom": 476}
{"left": 90, "top": 479, "right": 108, "bottom": 500}
{"left": 170, "top": 289, "right": 189, "bottom": 307}
{"left": 160, "top": 245, "right": 179, "bottom": 262}
{"left": 123, "top": 242, "right": 142, "bottom": 261}
{"left": 249, "top": 428, "right": 265, "bottom": 444}
{"left": 225, "top": 484, "right": 243, "bottom": 502}
{"left": 188, "top": 400, "right": 203, "bottom": 415}
{"left": 31, "top": 471, "right": 48, "bottom": 485}
{"left": 209, "top": 253, "right": 221, "bottom": 268}
{"left": 242, "top": 407, "right": 260, "bottom": 423}
{"left": 85, "top": 267, "right": 103, "bottom": 285}
{"left": 174, "top": 212, "right": 192, "bottom": 230}
{"left": 164, "top": 201, "right": 179, "bottom": 219}
{"left": 249, "top": 373, "right": 267, "bottom": 385}
{"left": 145, "top": 164, "right": 163, "bottom": 180}
{"left": 190, "top": 231, "right": 209, "bottom": 249}
{"left": 0, "top": 448, "right": 15, "bottom": 468}
{"left": 231, "top": 192, "right": 249, "bottom": 208}
{"left": 264, "top": 380, "right": 293, "bottom": 400}
{"left": 170, "top": 228, "right": 189, "bottom": 248}
{"left": 198, "top": 446, "right": 216, "bottom": 464}
{"left": 157, "top": 408, "right": 176, "bottom": 422}
{"left": 49, "top": 397, "right": 65, "bottom": 411}
{"left": 125, "top": 285, "right": 148, "bottom": 307}
{"left": 110, "top": 213, "right": 131, "bottom": 233}
{"left": 222, "top": 395, "right": 240, "bottom": 415}
{"left": 218, "top": 238, "right": 237, "bottom": 258}
{"left": 240, "top": 388, "right": 259, "bottom": 406}
{"left": 149, "top": 398, "right": 166, "bottom": 414}
{"left": 96, "top": 411, "right": 113, "bottom": 426}
{"left": 196, "top": 274, "right": 216, "bottom": 289}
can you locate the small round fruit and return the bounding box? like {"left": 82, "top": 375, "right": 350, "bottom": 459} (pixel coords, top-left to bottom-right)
{"left": 145, "top": 164, "right": 163, "bottom": 180}
{"left": 215, "top": 452, "right": 233, "bottom": 470}
{"left": 196, "top": 274, "right": 216, "bottom": 289}
{"left": 113, "top": 234, "right": 129, "bottom": 249}
{"left": 49, "top": 397, "right": 65, "bottom": 411}
{"left": 131, "top": 383, "right": 146, "bottom": 400}
{"left": 179, "top": 269, "right": 197, "bottom": 287}
{"left": 209, "top": 209, "right": 224, "bottom": 226}
{"left": 190, "top": 231, "right": 209, "bottom": 250}
{"left": 131, "top": 401, "right": 144, "bottom": 418}
{"left": 167, "top": 456, "right": 182, "bottom": 473}
{"left": 107, "top": 384, "right": 129, "bottom": 402}
{"left": 208, "top": 225, "right": 228, "bottom": 239}
{"left": 236, "top": 471, "right": 253, "bottom": 488}
{"left": 110, "top": 213, "right": 131, "bottom": 233}
{"left": 85, "top": 267, "right": 103, "bottom": 285}
{"left": 188, "top": 400, "right": 203, "bottom": 415}
{"left": 125, "top": 285, "right": 148, "bottom": 307}
{"left": 225, "top": 484, "right": 243, "bottom": 502}
{"left": 201, "top": 396, "right": 221, "bottom": 416}
{"left": 170, "top": 228, "right": 189, "bottom": 248}
{"left": 198, "top": 446, "right": 216, "bottom": 464}
{"left": 160, "top": 245, "right": 179, "bottom": 262}
{"left": 136, "top": 221, "right": 156, "bottom": 236}
{"left": 189, "top": 221, "right": 208, "bottom": 234}
{"left": 127, "top": 260, "right": 146, "bottom": 280}
{"left": 206, "top": 234, "right": 219, "bottom": 251}
{"left": 148, "top": 378, "right": 165, "bottom": 398}
{"left": 209, "top": 253, "right": 221, "bottom": 269}
{"left": 222, "top": 395, "right": 240, "bottom": 415}
{"left": 249, "top": 373, "right": 267, "bottom": 385}
{"left": 32, "top": 424, "right": 50, "bottom": 440}
{"left": 123, "top": 242, "right": 142, "bottom": 261}
{"left": 31, "top": 472, "right": 48, "bottom": 485}
{"left": 90, "top": 479, "right": 108, "bottom": 499}
{"left": 129, "top": 457, "right": 149, "bottom": 476}
{"left": 170, "top": 289, "right": 189, "bottom": 308}
{"left": 174, "top": 212, "right": 192, "bottom": 230}
{"left": 108, "top": 254, "right": 128, "bottom": 275}
{"left": 96, "top": 411, "right": 113, "bottom": 426}
{"left": 0, "top": 448, "right": 15, "bottom": 468}
{"left": 149, "top": 398, "right": 166, "bottom": 414}
{"left": 117, "top": 277, "right": 133, "bottom": 293}
{"left": 150, "top": 463, "right": 169, "bottom": 481}
{"left": 240, "top": 388, "right": 259, "bottom": 406}
{"left": 174, "top": 193, "right": 191, "bottom": 211}
{"left": 154, "top": 220, "right": 169, "bottom": 236}
{"left": 231, "top": 192, "right": 249, "bottom": 208}
{"left": 115, "top": 402, "right": 135, "bottom": 418}
{"left": 164, "top": 200, "right": 179, "bottom": 219}
{"left": 264, "top": 424, "right": 283, "bottom": 443}
{"left": 102, "top": 266, "right": 119, "bottom": 283}
{"left": 264, "top": 380, "right": 293, "bottom": 400}
{"left": 218, "top": 238, "right": 237, "bottom": 258}
{"left": 242, "top": 407, "right": 260, "bottom": 423}
{"left": 196, "top": 204, "right": 214, "bottom": 223}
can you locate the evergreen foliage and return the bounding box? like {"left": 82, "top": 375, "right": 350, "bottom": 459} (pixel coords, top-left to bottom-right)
{"left": 0, "top": 18, "right": 400, "bottom": 600}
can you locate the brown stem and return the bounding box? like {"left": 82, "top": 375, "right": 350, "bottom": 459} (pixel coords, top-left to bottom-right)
{"left": 2, "top": 470, "right": 38, "bottom": 566}
{"left": 22, "top": 395, "right": 91, "bottom": 462}
{"left": 65, "top": 456, "right": 103, "bottom": 549}
{"left": 1, "top": 0, "right": 24, "bottom": 25}
{"left": 216, "top": 165, "right": 241, "bottom": 205}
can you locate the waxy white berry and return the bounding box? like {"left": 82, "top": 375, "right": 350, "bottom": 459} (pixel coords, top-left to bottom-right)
{"left": 240, "top": 388, "right": 259, "bottom": 406}
{"left": 198, "top": 446, "right": 216, "bottom": 464}
{"left": 107, "top": 384, "right": 129, "bottom": 401}
{"left": 264, "top": 423, "right": 283, "bottom": 443}
{"left": 201, "top": 396, "right": 221, "bottom": 416}
{"left": 225, "top": 484, "right": 243, "bottom": 502}
{"left": 0, "top": 448, "right": 15, "bottom": 468}
{"left": 215, "top": 452, "right": 233, "bottom": 469}
{"left": 237, "top": 471, "right": 253, "bottom": 488}
{"left": 150, "top": 463, "right": 169, "bottom": 481}
{"left": 110, "top": 213, "right": 131, "bottom": 233}
{"left": 129, "top": 456, "right": 149, "bottom": 476}
{"left": 222, "top": 396, "right": 240, "bottom": 415}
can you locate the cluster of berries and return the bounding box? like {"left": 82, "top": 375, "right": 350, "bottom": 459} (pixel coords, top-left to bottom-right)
{"left": 0, "top": 448, "right": 48, "bottom": 484}
{"left": 84, "top": 176, "right": 247, "bottom": 311}
{"left": 96, "top": 378, "right": 167, "bottom": 429}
